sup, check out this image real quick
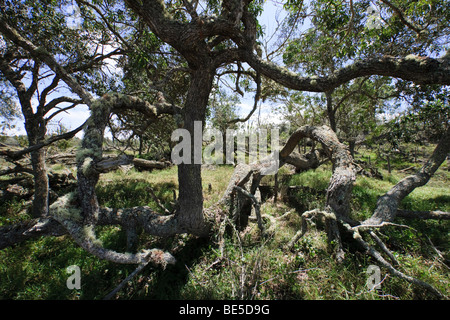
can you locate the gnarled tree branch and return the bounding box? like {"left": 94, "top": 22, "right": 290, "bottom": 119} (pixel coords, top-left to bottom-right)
{"left": 243, "top": 51, "right": 450, "bottom": 92}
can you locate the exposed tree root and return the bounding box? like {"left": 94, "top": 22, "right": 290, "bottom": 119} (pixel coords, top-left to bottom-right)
{"left": 341, "top": 221, "right": 447, "bottom": 300}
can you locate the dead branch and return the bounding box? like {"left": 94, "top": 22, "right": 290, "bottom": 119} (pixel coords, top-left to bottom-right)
{"left": 369, "top": 231, "right": 399, "bottom": 266}
{"left": 132, "top": 158, "right": 172, "bottom": 171}
{"left": 286, "top": 209, "right": 325, "bottom": 250}
{"left": 49, "top": 194, "right": 176, "bottom": 266}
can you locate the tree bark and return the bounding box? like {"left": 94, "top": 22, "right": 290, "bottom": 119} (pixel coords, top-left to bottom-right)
{"left": 325, "top": 90, "right": 337, "bottom": 132}
{"left": 176, "top": 67, "right": 215, "bottom": 237}
{"left": 29, "top": 148, "right": 49, "bottom": 218}
{"left": 284, "top": 151, "right": 321, "bottom": 172}
{"left": 280, "top": 125, "right": 356, "bottom": 218}
{"left": 24, "top": 103, "right": 49, "bottom": 218}
{"left": 133, "top": 158, "right": 171, "bottom": 171}
{"left": 243, "top": 51, "right": 450, "bottom": 92}
{"left": 0, "top": 53, "right": 49, "bottom": 218}
{"left": 221, "top": 125, "right": 356, "bottom": 224}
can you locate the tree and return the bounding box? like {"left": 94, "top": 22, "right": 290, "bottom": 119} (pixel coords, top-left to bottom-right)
{"left": 0, "top": 0, "right": 135, "bottom": 217}
{"left": 278, "top": 0, "right": 443, "bottom": 149}
{"left": 0, "top": 0, "right": 449, "bottom": 298}
{"left": 0, "top": 1, "right": 82, "bottom": 217}
{"left": 0, "top": 77, "right": 22, "bottom": 133}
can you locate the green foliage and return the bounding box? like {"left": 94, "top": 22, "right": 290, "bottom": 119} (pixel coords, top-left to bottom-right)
{"left": 207, "top": 89, "right": 240, "bottom": 130}
{"left": 277, "top": 0, "right": 449, "bottom": 144}
{"left": 0, "top": 80, "right": 22, "bottom": 133}
{"left": 96, "top": 170, "right": 176, "bottom": 213}
{"left": 388, "top": 86, "right": 450, "bottom": 144}
{"left": 285, "top": 167, "right": 331, "bottom": 191}
{"left": 0, "top": 234, "right": 138, "bottom": 299}
{"left": 0, "top": 197, "right": 31, "bottom": 225}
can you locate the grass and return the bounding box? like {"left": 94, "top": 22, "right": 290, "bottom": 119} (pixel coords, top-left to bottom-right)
{"left": 0, "top": 234, "right": 135, "bottom": 299}
{"left": 0, "top": 144, "right": 449, "bottom": 300}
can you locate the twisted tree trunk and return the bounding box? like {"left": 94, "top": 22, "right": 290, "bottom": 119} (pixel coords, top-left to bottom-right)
{"left": 280, "top": 126, "right": 356, "bottom": 219}
{"left": 220, "top": 125, "right": 356, "bottom": 239}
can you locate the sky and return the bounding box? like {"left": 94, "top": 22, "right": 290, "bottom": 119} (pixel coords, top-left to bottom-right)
{"left": 3, "top": 1, "right": 290, "bottom": 138}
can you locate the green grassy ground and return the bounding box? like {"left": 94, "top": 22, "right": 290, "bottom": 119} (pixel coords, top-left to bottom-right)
{"left": 0, "top": 147, "right": 449, "bottom": 300}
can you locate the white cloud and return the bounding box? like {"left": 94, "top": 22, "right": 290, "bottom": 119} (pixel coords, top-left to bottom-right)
{"left": 235, "top": 102, "right": 285, "bottom": 128}
{"left": 97, "top": 44, "right": 124, "bottom": 78}
{"left": 58, "top": 105, "right": 90, "bottom": 138}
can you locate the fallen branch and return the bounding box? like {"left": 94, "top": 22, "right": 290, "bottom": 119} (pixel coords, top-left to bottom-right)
{"left": 352, "top": 221, "right": 414, "bottom": 232}
{"left": 0, "top": 163, "right": 33, "bottom": 176}
{"left": 147, "top": 185, "right": 172, "bottom": 214}
{"left": 132, "top": 158, "right": 172, "bottom": 171}
{"left": 284, "top": 150, "right": 321, "bottom": 172}
{"left": 284, "top": 205, "right": 447, "bottom": 298}
{"left": 0, "top": 122, "right": 86, "bottom": 161}
{"left": 47, "top": 152, "right": 77, "bottom": 165}
{"left": 366, "top": 127, "right": 450, "bottom": 225}
{"left": 369, "top": 231, "right": 399, "bottom": 266}
{"left": 286, "top": 209, "right": 333, "bottom": 251}
{"left": 94, "top": 154, "right": 134, "bottom": 172}
{"left": 399, "top": 166, "right": 416, "bottom": 173}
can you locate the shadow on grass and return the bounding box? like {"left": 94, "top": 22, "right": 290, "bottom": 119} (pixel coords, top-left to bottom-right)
{"left": 135, "top": 236, "right": 210, "bottom": 299}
